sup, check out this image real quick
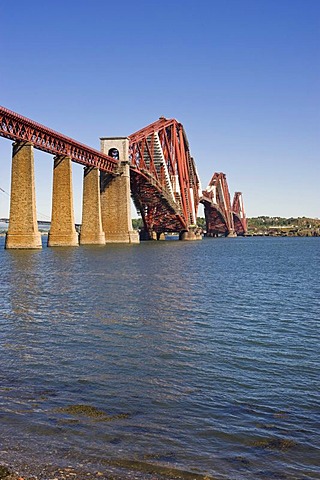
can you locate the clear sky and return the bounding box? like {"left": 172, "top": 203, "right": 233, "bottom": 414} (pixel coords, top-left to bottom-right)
{"left": 1, "top": 0, "right": 319, "bottom": 222}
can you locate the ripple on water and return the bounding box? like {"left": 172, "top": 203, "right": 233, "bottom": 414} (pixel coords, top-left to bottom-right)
{"left": 0, "top": 237, "right": 319, "bottom": 479}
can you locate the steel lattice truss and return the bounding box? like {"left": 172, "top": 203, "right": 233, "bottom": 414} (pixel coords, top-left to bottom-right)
{"left": 129, "top": 117, "right": 201, "bottom": 234}
{"left": 0, "top": 106, "right": 117, "bottom": 173}
{"left": 201, "top": 172, "right": 235, "bottom": 236}
{"left": 232, "top": 192, "right": 247, "bottom": 235}
{"left": 201, "top": 173, "right": 247, "bottom": 236}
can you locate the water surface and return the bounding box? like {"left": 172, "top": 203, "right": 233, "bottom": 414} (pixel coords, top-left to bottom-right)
{"left": 0, "top": 236, "right": 319, "bottom": 479}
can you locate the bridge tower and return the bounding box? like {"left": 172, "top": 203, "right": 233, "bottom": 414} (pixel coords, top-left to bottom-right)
{"left": 100, "top": 137, "right": 139, "bottom": 244}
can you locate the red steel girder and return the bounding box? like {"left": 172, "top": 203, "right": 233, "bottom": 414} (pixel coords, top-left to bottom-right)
{"left": 129, "top": 117, "right": 201, "bottom": 233}
{"left": 0, "top": 106, "right": 117, "bottom": 173}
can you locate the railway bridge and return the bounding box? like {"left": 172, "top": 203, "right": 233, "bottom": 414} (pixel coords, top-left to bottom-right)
{"left": 0, "top": 106, "right": 246, "bottom": 249}
{"left": 201, "top": 172, "right": 247, "bottom": 237}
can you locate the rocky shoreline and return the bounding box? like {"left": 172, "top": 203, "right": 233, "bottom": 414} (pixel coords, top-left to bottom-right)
{"left": 0, "top": 463, "right": 130, "bottom": 480}
{"left": 0, "top": 462, "right": 215, "bottom": 480}
{"left": 1, "top": 463, "right": 114, "bottom": 480}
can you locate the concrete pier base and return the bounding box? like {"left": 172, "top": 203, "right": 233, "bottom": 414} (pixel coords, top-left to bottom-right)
{"left": 5, "top": 142, "right": 42, "bottom": 249}
{"left": 103, "top": 231, "right": 139, "bottom": 243}
{"left": 179, "top": 229, "right": 202, "bottom": 241}
{"left": 80, "top": 167, "right": 105, "bottom": 245}
{"left": 139, "top": 230, "right": 156, "bottom": 241}
{"left": 48, "top": 156, "right": 79, "bottom": 247}
{"left": 100, "top": 137, "right": 139, "bottom": 244}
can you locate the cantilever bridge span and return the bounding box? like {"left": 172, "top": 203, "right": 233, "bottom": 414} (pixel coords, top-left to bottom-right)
{"left": 201, "top": 172, "right": 247, "bottom": 237}
{"left": 129, "top": 117, "right": 201, "bottom": 239}
{"left": 0, "top": 105, "right": 246, "bottom": 249}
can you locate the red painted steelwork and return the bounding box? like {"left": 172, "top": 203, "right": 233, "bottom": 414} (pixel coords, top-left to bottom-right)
{"left": 129, "top": 117, "right": 201, "bottom": 234}
{"left": 0, "top": 106, "right": 247, "bottom": 237}
{"left": 232, "top": 192, "right": 247, "bottom": 235}
{"left": 0, "top": 106, "right": 117, "bottom": 173}
{"left": 201, "top": 172, "right": 235, "bottom": 236}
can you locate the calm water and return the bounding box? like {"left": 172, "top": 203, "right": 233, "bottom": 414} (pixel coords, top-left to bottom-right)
{"left": 0, "top": 236, "right": 319, "bottom": 479}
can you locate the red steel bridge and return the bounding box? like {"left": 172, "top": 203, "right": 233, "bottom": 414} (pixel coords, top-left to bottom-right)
{"left": 201, "top": 172, "right": 247, "bottom": 236}
{"left": 129, "top": 117, "right": 201, "bottom": 238}
{"left": 0, "top": 105, "right": 246, "bottom": 238}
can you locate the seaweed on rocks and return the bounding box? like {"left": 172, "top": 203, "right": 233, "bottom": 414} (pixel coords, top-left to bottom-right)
{"left": 55, "top": 404, "right": 130, "bottom": 422}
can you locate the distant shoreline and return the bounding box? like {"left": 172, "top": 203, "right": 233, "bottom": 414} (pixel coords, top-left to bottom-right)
{"left": 1, "top": 215, "right": 319, "bottom": 238}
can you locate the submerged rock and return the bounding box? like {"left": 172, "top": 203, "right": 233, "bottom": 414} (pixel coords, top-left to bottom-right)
{"left": 55, "top": 404, "right": 130, "bottom": 421}
{"left": 0, "top": 466, "right": 23, "bottom": 480}
{"left": 253, "top": 437, "right": 297, "bottom": 451}
{"left": 0, "top": 466, "right": 11, "bottom": 479}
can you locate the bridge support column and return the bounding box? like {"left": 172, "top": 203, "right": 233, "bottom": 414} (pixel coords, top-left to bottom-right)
{"left": 48, "top": 156, "right": 79, "bottom": 247}
{"left": 139, "top": 229, "right": 156, "bottom": 241}
{"left": 100, "top": 137, "right": 139, "bottom": 244}
{"left": 5, "top": 142, "right": 42, "bottom": 249}
{"left": 80, "top": 167, "right": 105, "bottom": 245}
{"left": 179, "top": 229, "right": 202, "bottom": 241}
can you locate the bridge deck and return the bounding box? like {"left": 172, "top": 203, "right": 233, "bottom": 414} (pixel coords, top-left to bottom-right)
{"left": 0, "top": 106, "right": 117, "bottom": 173}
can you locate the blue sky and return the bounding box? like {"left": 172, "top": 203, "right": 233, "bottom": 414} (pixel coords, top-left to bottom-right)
{"left": 1, "top": 0, "right": 319, "bottom": 222}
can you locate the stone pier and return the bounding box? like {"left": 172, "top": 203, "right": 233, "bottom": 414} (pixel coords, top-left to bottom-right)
{"left": 179, "top": 229, "right": 202, "bottom": 241}
{"left": 100, "top": 137, "right": 139, "bottom": 244}
{"left": 80, "top": 166, "right": 105, "bottom": 245}
{"left": 5, "top": 141, "right": 42, "bottom": 249}
{"left": 139, "top": 229, "right": 156, "bottom": 241}
{"left": 48, "top": 155, "right": 79, "bottom": 247}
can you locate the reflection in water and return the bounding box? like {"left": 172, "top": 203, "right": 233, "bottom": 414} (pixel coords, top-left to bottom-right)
{"left": 5, "top": 249, "right": 43, "bottom": 322}
{"left": 0, "top": 237, "right": 319, "bottom": 479}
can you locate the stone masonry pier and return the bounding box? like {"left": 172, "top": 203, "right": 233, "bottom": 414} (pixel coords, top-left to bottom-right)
{"left": 5, "top": 142, "right": 42, "bottom": 249}
{"left": 100, "top": 137, "right": 139, "bottom": 244}
{"left": 48, "top": 155, "right": 79, "bottom": 247}
{"left": 4, "top": 138, "right": 140, "bottom": 249}
{"left": 80, "top": 166, "right": 105, "bottom": 245}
